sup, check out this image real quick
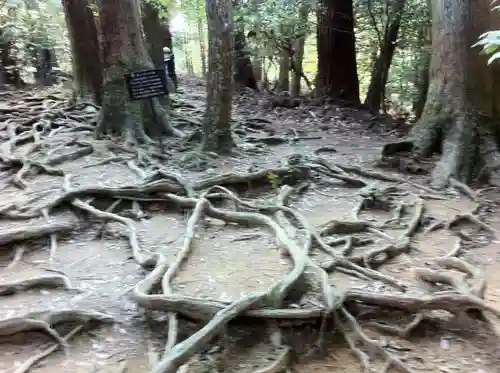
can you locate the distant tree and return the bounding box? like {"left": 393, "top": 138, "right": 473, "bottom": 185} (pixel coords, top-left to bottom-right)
{"left": 96, "top": 0, "right": 182, "bottom": 147}
{"left": 202, "top": 0, "right": 234, "bottom": 153}
{"left": 382, "top": 0, "right": 500, "bottom": 188}
{"left": 364, "top": 0, "right": 407, "bottom": 113}
{"left": 316, "top": 0, "right": 360, "bottom": 103}
{"left": 62, "top": 0, "right": 102, "bottom": 104}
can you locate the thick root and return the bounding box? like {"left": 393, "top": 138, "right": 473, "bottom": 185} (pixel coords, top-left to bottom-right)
{"left": 382, "top": 111, "right": 500, "bottom": 189}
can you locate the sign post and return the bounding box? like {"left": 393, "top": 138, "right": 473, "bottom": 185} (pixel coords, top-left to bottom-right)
{"left": 124, "top": 68, "right": 169, "bottom": 149}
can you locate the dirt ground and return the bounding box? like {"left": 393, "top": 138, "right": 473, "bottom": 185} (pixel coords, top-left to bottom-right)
{"left": 0, "top": 76, "right": 500, "bottom": 373}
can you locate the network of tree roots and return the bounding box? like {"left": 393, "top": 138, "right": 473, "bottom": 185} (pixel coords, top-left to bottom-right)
{"left": 0, "top": 84, "right": 499, "bottom": 373}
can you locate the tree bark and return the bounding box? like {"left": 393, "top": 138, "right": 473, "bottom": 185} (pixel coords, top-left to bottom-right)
{"left": 62, "top": 0, "right": 103, "bottom": 104}
{"left": 234, "top": 29, "right": 257, "bottom": 90}
{"left": 253, "top": 56, "right": 262, "bottom": 83}
{"left": 141, "top": 1, "right": 172, "bottom": 69}
{"left": 316, "top": 0, "right": 360, "bottom": 103}
{"left": 96, "top": 0, "right": 182, "bottom": 146}
{"left": 382, "top": 0, "right": 500, "bottom": 188}
{"left": 412, "top": 19, "right": 431, "bottom": 120}
{"left": 202, "top": 0, "right": 234, "bottom": 154}
{"left": 291, "top": 5, "right": 308, "bottom": 96}
{"left": 277, "top": 46, "right": 290, "bottom": 92}
{"left": 364, "top": 0, "right": 406, "bottom": 113}
{"left": 196, "top": 8, "right": 207, "bottom": 77}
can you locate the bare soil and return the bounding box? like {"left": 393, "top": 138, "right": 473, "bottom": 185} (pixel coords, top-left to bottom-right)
{"left": 0, "top": 77, "right": 499, "bottom": 373}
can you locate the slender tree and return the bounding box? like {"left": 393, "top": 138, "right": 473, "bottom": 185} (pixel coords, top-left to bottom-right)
{"left": 96, "top": 0, "right": 182, "bottom": 147}
{"left": 62, "top": 0, "right": 102, "bottom": 104}
{"left": 202, "top": 0, "right": 234, "bottom": 153}
{"left": 364, "top": 0, "right": 406, "bottom": 113}
{"left": 383, "top": 0, "right": 500, "bottom": 188}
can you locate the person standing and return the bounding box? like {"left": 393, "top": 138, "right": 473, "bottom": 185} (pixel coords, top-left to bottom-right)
{"left": 163, "top": 47, "right": 178, "bottom": 91}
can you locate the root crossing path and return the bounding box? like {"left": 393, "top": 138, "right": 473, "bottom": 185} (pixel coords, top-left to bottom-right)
{"left": 0, "top": 84, "right": 500, "bottom": 373}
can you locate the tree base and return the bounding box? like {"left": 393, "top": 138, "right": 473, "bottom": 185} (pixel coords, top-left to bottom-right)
{"left": 382, "top": 111, "right": 500, "bottom": 189}
{"left": 95, "top": 93, "right": 184, "bottom": 149}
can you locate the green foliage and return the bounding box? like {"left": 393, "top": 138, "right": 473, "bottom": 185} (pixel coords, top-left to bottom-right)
{"left": 0, "top": 0, "right": 70, "bottom": 78}
{"left": 471, "top": 1, "right": 500, "bottom": 65}
{"left": 474, "top": 31, "right": 500, "bottom": 65}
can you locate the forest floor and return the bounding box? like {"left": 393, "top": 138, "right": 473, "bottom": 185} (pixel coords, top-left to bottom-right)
{"left": 1, "top": 76, "right": 500, "bottom": 373}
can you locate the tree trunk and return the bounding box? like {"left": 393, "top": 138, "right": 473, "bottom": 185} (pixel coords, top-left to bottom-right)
{"left": 316, "top": 0, "right": 360, "bottom": 103}
{"left": 382, "top": 0, "right": 500, "bottom": 188}
{"left": 277, "top": 46, "right": 290, "bottom": 92}
{"left": 253, "top": 56, "right": 262, "bottom": 82}
{"left": 202, "top": 0, "right": 234, "bottom": 153}
{"left": 413, "top": 47, "right": 430, "bottom": 120}
{"left": 25, "top": 0, "right": 54, "bottom": 85}
{"left": 412, "top": 18, "right": 431, "bottom": 120}
{"left": 141, "top": 2, "right": 175, "bottom": 98}
{"left": 364, "top": 0, "right": 406, "bottom": 113}
{"left": 141, "top": 1, "right": 172, "bottom": 68}
{"left": 62, "top": 0, "right": 103, "bottom": 104}
{"left": 96, "top": 0, "right": 182, "bottom": 146}
{"left": 234, "top": 29, "right": 257, "bottom": 90}
{"left": 291, "top": 5, "right": 308, "bottom": 96}
{"left": 196, "top": 9, "right": 207, "bottom": 77}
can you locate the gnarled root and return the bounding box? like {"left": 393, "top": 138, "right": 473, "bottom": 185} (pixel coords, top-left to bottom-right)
{"left": 381, "top": 111, "right": 500, "bottom": 189}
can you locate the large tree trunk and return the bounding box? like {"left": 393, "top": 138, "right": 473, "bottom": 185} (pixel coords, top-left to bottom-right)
{"left": 364, "top": 0, "right": 406, "bottom": 113}
{"left": 316, "top": 0, "right": 360, "bottom": 103}
{"left": 62, "top": 0, "right": 103, "bottom": 104}
{"left": 96, "top": 0, "right": 182, "bottom": 146}
{"left": 202, "top": 0, "right": 234, "bottom": 153}
{"left": 382, "top": 0, "right": 500, "bottom": 188}
{"left": 141, "top": 2, "right": 175, "bottom": 98}
{"left": 234, "top": 29, "right": 257, "bottom": 90}
{"left": 141, "top": 1, "right": 172, "bottom": 68}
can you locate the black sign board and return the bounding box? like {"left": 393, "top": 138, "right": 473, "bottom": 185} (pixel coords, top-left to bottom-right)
{"left": 124, "top": 68, "right": 168, "bottom": 101}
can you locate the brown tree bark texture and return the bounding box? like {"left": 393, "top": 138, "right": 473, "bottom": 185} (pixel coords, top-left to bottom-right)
{"left": 383, "top": 0, "right": 500, "bottom": 188}
{"left": 316, "top": 0, "right": 360, "bottom": 103}
{"left": 234, "top": 29, "right": 258, "bottom": 90}
{"left": 96, "top": 0, "right": 182, "bottom": 145}
{"left": 142, "top": 2, "right": 172, "bottom": 68}
{"left": 202, "top": 0, "right": 234, "bottom": 153}
{"left": 62, "top": 0, "right": 102, "bottom": 104}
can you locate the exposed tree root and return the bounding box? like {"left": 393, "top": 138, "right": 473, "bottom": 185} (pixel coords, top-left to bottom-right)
{"left": 0, "top": 310, "right": 115, "bottom": 347}
{"left": 0, "top": 219, "right": 77, "bottom": 245}
{"left": 1, "top": 90, "right": 499, "bottom": 373}
{"left": 13, "top": 324, "right": 84, "bottom": 373}
{"left": 0, "top": 274, "right": 76, "bottom": 295}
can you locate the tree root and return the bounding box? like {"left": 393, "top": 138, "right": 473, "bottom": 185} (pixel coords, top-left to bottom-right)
{"left": 1, "top": 91, "right": 500, "bottom": 373}
{"left": 0, "top": 274, "right": 77, "bottom": 295}
{"left": 0, "top": 309, "right": 115, "bottom": 347}
{"left": 13, "top": 325, "right": 84, "bottom": 373}
{"left": 0, "top": 219, "right": 77, "bottom": 245}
